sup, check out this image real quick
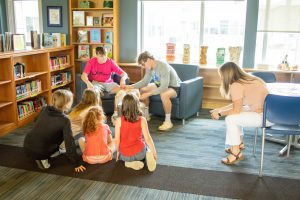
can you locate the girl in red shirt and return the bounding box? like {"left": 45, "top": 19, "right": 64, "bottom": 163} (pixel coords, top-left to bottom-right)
{"left": 79, "top": 106, "right": 115, "bottom": 164}
{"left": 115, "top": 94, "right": 157, "bottom": 171}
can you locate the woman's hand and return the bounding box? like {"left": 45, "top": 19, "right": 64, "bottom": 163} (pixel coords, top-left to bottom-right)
{"left": 210, "top": 110, "right": 220, "bottom": 120}
{"left": 75, "top": 165, "right": 86, "bottom": 173}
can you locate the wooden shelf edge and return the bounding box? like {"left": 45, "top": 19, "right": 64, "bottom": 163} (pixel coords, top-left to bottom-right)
{"left": 50, "top": 64, "right": 73, "bottom": 72}
{"left": 0, "top": 102, "right": 13, "bottom": 109}
{"left": 15, "top": 71, "right": 48, "bottom": 82}
{"left": 71, "top": 8, "right": 113, "bottom": 11}
{"left": 0, "top": 80, "right": 12, "bottom": 85}
{"left": 16, "top": 90, "right": 48, "bottom": 103}
{"left": 0, "top": 122, "right": 17, "bottom": 137}
{"left": 17, "top": 110, "right": 41, "bottom": 128}
{"left": 72, "top": 26, "right": 113, "bottom": 28}
{"left": 51, "top": 81, "right": 73, "bottom": 90}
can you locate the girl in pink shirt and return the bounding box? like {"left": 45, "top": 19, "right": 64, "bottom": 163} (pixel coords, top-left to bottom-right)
{"left": 79, "top": 106, "right": 115, "bottom": 164}
{"left": 210, "top": 62, "right": 269, "bottom": 165}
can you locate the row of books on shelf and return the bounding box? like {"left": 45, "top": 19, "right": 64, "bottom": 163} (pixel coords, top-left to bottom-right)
{"left": 78, "top": 44, "right": 112, "bottom": 60}
{"left": 78, "top": 29, "right": 113, "bottom": 43}
{"left": 16, "top": 80, "right": 42, "bottom": 100}
{"left": 51, "top": 72, "right": 72, "bottom": 87}
{"left": 14, "top": 62, "right": 26, "bottom": 79}
{"left": 0, "top": 32, "right": 26, "bottom": 51}
{"left": 50, "top": 55, "right": 70, "bottom": 71}
{"left": 73, "top": 11, "right": 113, "bottom": 27}
{"left": 43, "top": 33, "right": 67, "bottom": 48}
{"left": 17, "top": 97, "right": 47, "bottom": 120}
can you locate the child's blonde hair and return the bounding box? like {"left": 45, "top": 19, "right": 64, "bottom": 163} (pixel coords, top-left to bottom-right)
{"left": 52, "top": 89, "right": 73, "bottom": 112}
{"left": 82, "top": 106, "right": 106, "bottom": 135}
{"left": 69, "top": 89, "right": 101, "bottom": 118}
{"left": 121, "top": 94, "right": 142, "bottom": 123}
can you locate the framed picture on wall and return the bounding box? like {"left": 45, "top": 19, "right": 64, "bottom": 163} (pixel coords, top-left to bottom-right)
{"left": 47, "top": 6, "right": 62, "bottom": 27}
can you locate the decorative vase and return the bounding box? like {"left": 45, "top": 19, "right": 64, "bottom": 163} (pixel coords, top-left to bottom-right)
{"left": 103, "top": 0, "right": 113, "bottom": 8}
{"left": 166, "top": 43, "right": 176, "bottom": 63}
{"left": 200, "top": 46, "right": 208, "bottom": 64}
{"left": 183, "top": 44, "right": 190, "bottom": 64}
{"left": 216, "top": 47, "right": 226, "bottom": 66}
{"left": 229, "top": 46, "right": 242, "bottom": 65}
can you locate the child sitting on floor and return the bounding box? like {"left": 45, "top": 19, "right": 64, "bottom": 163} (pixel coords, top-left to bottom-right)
{"left": 79, "top": 106, "right": 115, "bottom": 164}
{"left": 23, "top": 89, "right": 85, "bottom": 172}
{"left": 114, "top": 94, "right": 157, "bottom": 171}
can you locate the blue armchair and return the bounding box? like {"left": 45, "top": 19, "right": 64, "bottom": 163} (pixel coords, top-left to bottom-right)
{"left": 149, "top": 63, "right": 203, "bottom": 124}
{"left": 250, "top": 72, "right": 276, "bottom": 83}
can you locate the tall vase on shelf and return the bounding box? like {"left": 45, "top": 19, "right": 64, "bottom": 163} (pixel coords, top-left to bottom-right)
{"left": 183, "top": 44, "right": 190, "bottom": 64}
{"left": 216, "top": 47, "right": 225, "bottom": 66}
{"left": 166, "top": 43, "right": 176, "bottom": 63}
{"left": 200, "top": 46, "right": 208, "bottom": 64}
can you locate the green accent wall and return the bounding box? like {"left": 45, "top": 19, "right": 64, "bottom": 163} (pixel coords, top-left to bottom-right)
{"left": 0, "top": 0, "right": 8, "bottom": 33}
{"left": 42, "top": 0, "right": 69, "bottom": 44}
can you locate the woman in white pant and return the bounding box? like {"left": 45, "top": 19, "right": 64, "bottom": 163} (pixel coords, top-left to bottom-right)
{"left": 210, "top": 62, "right": 268, "bottom": 165}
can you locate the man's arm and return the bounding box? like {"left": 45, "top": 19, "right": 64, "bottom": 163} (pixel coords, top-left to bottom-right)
{"left": 81, "top": 72, "right": 94, "bottom": 89}
{"left": 119, "top": 71, "right": 128, "bottom": 88}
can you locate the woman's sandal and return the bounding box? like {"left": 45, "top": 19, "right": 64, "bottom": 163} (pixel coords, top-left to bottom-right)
{"left": 221, "top": 151, "right": 245, "bottom": 165}
{"left": 225, "top": 142, "right": 245, "bottom": 154}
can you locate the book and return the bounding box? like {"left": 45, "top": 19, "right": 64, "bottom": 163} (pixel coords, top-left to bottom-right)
{"left": 52, "top": 33, "right": 61, "bottom": 47}
{"left": 102, "top": 13, "right": 113, "bottom": 26}
{"left": 73, "top": 11, "right": 85, "bottom": 26}
{"left": 105, "top": 31, "right": 113, "bottom": 43}
{"left": 0, "top": 34, "right": 3, "bottom": 52}
{"left": 61, "top": 34, "right": 66, "bottom": 46}
{"left": 78, "top": 45, "right": 90, "bottom": 60}
{"left": 93, "top": 17, "right": 100, "bottom": 26}
{"left": 77, "top": 30, "right": 88, "bottom": 43}
{"left": 43, "top": 33, "right": 53, "bottom": 48}
{"left": 90, "top": 28, "right": 101, "bottom": 43}
{"left": 104, "top": 44, "right": 113, "bottom": 58}
{"left": 86, "top": 16, "right": 93, "bottom": 26}
{"left": 13, "top": 34, "right": 26, "bottom": 51}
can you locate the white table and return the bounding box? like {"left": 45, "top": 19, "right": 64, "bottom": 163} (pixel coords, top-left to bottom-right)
{"left": 266, "top": 83, "right": 300, "bottom": 155}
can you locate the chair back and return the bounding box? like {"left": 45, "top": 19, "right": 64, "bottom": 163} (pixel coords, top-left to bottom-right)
{"left": 263, "top": 94, "right": 300, "bottom": 127}
{"left": 251, "top": 72, "right": 276, "bottom": 83}
{"left": 170, "top": 63, "right": 199, "bottom": 81}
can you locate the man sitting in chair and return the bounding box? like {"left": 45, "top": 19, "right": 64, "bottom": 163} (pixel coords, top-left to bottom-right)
{"left": 81, "top": 46, "right": 128, "bottom": 120}
{"left": 124, "top": 51, "right": 181, "bottom": 131}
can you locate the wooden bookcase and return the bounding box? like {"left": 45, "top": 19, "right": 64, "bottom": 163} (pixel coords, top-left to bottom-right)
{"left": 0, "top": 46, "right": 75, "bottom": 136}
{"left": 69, "top": 0, "right": 120, "bottom": 74}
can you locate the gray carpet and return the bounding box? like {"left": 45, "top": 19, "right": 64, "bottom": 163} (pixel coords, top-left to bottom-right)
{"left": 1, "top": 109, "right": 299, "bottom": 179}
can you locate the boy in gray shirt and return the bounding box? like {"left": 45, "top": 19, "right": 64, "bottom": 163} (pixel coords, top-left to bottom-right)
{"left": 125, "top": 51, "right": 181, "bottom": 131}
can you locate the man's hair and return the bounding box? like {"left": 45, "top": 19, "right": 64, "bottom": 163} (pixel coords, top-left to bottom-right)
{"left": 137, "top": 51, "right": 154, "bottom": 64}
{"left": 95, "top": 46, "right": 107, "bottom": 55}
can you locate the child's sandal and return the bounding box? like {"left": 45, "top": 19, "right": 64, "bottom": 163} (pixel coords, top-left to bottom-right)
{"left": 225, "top": 142, "right": 245, "bottom": 154}
{"left": 221, "top": 151, "right": 244, "bottom": 165}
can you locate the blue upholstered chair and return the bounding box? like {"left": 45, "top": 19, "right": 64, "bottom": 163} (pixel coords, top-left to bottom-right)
{"left": 259, "top": 94, "right": 300, "bottom": 177}
{"left": 149, "top": 63, "right": 203, "bottom": 124}
{"left": 250, "top": 72, "right": 276, "bottom": 83}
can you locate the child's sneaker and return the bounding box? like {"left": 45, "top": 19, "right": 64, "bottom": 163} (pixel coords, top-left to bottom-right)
{"left": 158, "top": 121, "right": 173, "bottom": 131}
{"left": 125, "top": 161, "right": 144, "bottom": 170}
{"left": 35, "top": 159, "right": 50, "bottom": 169}
{"left": 146, "top": 150, "right": 156, "bottom": 172}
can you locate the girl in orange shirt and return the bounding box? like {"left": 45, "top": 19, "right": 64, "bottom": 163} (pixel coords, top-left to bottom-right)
{"left": 79, "top": 106, "right": 115, "bottom": 164}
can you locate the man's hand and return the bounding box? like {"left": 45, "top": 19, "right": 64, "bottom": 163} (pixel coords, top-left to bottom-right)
{"left": 139, "top": 92, "right": 152, "bottom": 100}
{"left": 75, "top": 165, "right": 86, "bottom": 173}
{"left": 87, "top": 83, "right": 94, "bottom": 90}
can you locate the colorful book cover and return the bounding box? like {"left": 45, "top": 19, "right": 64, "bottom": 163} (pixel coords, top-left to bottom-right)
{"left": 78, "top": 30, "right": 88, "bottom": 43}
{"left": 61, "top": 34, "right": 66, "bottom": 46}
{"left": 73, "top": 11, "right": 85, "bottom": 26}
{"left": 105, "top": 31, "right": 113, "bottom": 43}
{"left": 13, "top": 34, "right": 26, "bottom": 51}
{"left": 104, "top": 44, "right": 113, "bottom": 58}
{"left": 52, "top": 33, "right": 61, "bottom": 47}
{"left": 78, "top": 45, "right": 90, "bottom": 60}
{"left": 90, "top": 29, "right": 101, "bottom": 43}
{"left": 86, "top": 16, "right": 93, "bottom": 26}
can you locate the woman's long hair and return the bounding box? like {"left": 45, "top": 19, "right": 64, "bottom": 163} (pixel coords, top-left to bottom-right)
{"left": 121, "top": 94, "right": 142, "bottom": 123}
{"left": 219, "top": 62, "right": 259, "bottom": 98}
{"left": 69, "top": 89, "right": 101, "bottom": 118}
{"left": 82, "top": 106, "right": 106, "bottom": 135}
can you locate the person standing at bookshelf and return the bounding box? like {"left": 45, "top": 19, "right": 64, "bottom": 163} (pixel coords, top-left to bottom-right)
{"left": 124, "top": 51, "right": 181, "bottom": 131}
{"left": 81, "top": 46, "right": 128, "bottom": 120}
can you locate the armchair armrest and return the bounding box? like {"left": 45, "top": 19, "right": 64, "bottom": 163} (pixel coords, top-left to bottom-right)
{"left": 179, "top": 77, "right": 203, "bottom": 118}
{"left": 112, "top": 73, "right": 130, "bottom": 85}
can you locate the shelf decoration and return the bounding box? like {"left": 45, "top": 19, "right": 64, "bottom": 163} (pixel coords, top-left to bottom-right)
{"left": 200, "top": 46, "right": 208, "bottom": 64}
{"left": 103, "top": 0, "right": 113, "bottom": 8}
{"left": 183, "top": 44, "right": 190, "bottom": 64}
{"left": 166, "top": 43, "right": 176, "bottom": 63}
{"left": 229, "top": 46, "right": 241, "bottom": 65}
{"left": 80, "top": 1, "right": 93, "bottom": 8}
{"left": 47, "top": 6, "right": 62, "bottom": 27}
{"left": 216, "top": 47, "right": 225, "bottom": 66}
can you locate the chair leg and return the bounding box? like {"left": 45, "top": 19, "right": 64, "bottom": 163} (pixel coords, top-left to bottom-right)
{"left": 196, "top": 112, "right": 200, "bottom": 117}
{"left": 287, "top": 135, "right": 292, "bottom": 157}
{"left": 259, "top": 128, "right": 266, "bottom": 177}
{"left": 182, "top": 119, "right": 185, "bottom": 125}
{"left": 253, "top": 127, "right": 258, "bottom": 155}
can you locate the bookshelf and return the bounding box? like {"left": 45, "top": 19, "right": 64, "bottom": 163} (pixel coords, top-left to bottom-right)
{"left": 0, "top": 46, "right": 75, "bottom": 136}
{"left": 69, "top": 0, "right": 120, "bottom": 74}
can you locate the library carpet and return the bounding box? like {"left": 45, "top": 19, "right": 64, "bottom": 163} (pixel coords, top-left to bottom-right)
{"left": 0, "top": 144, "right": 300, "bottom": 200}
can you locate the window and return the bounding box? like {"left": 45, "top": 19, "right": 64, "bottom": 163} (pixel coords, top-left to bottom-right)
{"left": 256, "top": 0, "right": 300, "bottom": 68}
{"left": 7, "top": 0, "right": 41, "bottom": 45}
{"left": 141, "top": 1, "right": 246, "bottom": 65}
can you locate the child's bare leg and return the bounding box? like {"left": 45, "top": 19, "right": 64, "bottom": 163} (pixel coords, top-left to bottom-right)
{"left": 78, "top": 137, "right": 86, "bottom": 152}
